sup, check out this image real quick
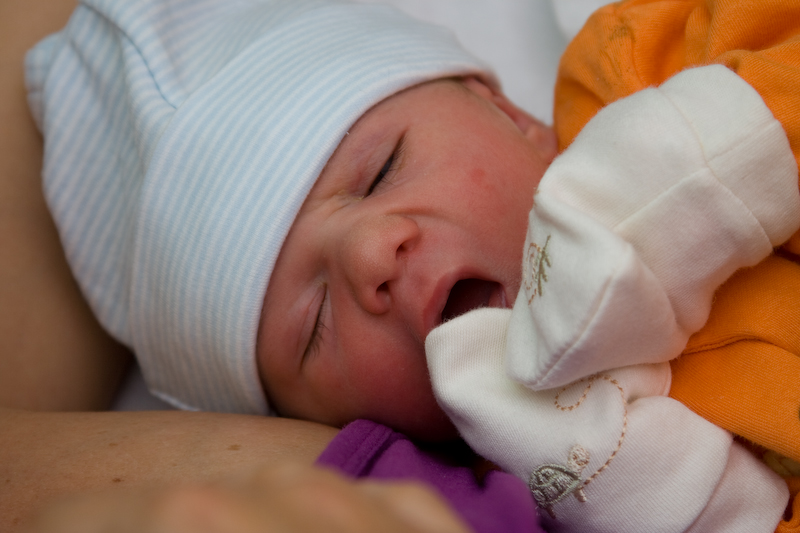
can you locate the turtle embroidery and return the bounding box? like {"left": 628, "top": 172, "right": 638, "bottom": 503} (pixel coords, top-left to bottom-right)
{"left": 529, "top": 445, "right": 589, "bottom": 519}
{"left": 528, "top": 375, "right": 629, "bottom": 520}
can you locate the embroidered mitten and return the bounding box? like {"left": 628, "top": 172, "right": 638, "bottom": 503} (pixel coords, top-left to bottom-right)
{"left": 427, "top": 307, "right": 789, "bottom": 533}
{"left": 508, "top": 65, "right": 800, "bottom": 390}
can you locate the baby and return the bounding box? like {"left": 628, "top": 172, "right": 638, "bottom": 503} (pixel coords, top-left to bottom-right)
{"left": 27, "top": 0, "right": 553, "bottom": 437}
{"left": 28, "top": 0, "right": 798, "bottom": 531}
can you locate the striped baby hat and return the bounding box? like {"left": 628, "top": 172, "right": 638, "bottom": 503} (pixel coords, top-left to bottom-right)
{"left": 26, "top": 0, "right": 490, "bottom": 414}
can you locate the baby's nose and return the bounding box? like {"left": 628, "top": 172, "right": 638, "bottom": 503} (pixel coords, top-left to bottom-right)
{"left": 340, "top": 214, "right": 419, "bottom": 315}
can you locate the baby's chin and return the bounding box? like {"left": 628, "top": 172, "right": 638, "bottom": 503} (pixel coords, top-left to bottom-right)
{"left": 369, "top": 398, "right": 460, "bottom": 442}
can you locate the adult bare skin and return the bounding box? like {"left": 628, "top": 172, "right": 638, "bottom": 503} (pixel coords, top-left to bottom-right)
{"left": 26, "top": 463, "right": 471, "bottom": 533}
{"left": 0, "top": 0, "right": 120, "bottom": 413}
{"left": 0, "top": 1, "right": 336, "bottom": 529}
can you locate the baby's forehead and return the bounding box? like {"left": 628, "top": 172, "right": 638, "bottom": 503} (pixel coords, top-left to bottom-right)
{"left": 313, "top": 79, "right": 461, "bottom": 185}
{"left": 354, "top": 78, "right": 474, "bottom": 121}
{"left": 326, "top": 79, "right": 474, "bottom": 158}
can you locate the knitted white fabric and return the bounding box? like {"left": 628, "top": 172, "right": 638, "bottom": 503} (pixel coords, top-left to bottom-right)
{"left": 26, "top": 0, "right": 491, "bottom": 414}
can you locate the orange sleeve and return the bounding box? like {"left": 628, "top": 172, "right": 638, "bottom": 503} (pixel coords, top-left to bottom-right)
{"left": 554, "top": 0, "right": 696, "bottom": 149}
{"left": 670, "top": 254, "right": 800, "bottom": 463}
{"left": 554, "top": 0, "right": 800, "bottom": 151}
{"left": 669, "top": 255, "right": 800, "bottom": 532}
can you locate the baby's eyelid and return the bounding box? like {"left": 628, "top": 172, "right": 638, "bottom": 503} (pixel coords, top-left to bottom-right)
{"left": 303, "top": 286, "right": 328, "bottom": 361}
{"left": 366, "top": 134, "right": 406, "bottom": 196}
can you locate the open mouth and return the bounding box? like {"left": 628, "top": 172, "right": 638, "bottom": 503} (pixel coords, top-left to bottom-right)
{"left": 441, "top": 278, "right": 506, "bottom": 323}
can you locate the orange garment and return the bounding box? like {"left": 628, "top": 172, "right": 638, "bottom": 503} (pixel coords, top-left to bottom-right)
{"left": 670, "top": 255, "right": 800, "bottom": 465}
{"left": 671, "top": 255, "right": 800, "bottom": 530}
{"left": 555, "top": 0, "right": 800, "bottom": 528}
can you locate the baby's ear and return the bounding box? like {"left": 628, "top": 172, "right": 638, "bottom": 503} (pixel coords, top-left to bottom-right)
{"left": 461, "top": 76, "right": 557, "bottom": 162}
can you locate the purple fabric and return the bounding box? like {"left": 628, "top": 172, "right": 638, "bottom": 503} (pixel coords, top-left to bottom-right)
{"left": 317, "top": 419, "right": 544, "bottom": 533}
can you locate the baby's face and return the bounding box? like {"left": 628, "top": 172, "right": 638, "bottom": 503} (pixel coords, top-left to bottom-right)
{"left": 258, "top": 79, "right": 556, "bottom": 440}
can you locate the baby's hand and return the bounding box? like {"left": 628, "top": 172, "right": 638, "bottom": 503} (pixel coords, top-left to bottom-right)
{"left": 25, "top": 463, "right": 471, "bottom": 533}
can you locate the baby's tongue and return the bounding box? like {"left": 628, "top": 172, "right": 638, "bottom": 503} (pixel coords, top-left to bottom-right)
{"left": 441, "top": 279, "right": 499, "bottom": 322}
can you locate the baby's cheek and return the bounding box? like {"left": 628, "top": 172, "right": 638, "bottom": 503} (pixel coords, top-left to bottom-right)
{"left": 347, "top": 349, "right": 456, "bottom": 440}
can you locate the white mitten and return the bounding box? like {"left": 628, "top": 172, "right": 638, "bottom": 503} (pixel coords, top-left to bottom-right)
{"left": 427, "top": 307, "right": 788, "bottom": 533}
{"left": 508, "top": 65, "right": 800, "bottom": 390}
